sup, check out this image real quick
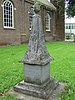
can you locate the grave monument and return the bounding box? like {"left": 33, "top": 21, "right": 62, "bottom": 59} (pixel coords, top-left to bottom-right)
{"left": 14, "top": 2, "right": 59, "bottom": 99}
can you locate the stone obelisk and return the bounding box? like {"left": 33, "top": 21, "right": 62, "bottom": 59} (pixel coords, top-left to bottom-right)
{"left": 14, "top": 2, "right": 59, "bottom": 99}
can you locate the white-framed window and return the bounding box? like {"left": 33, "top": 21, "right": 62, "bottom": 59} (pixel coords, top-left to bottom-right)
{"left": 72, "top": 24, "right": 75, "bottom": 29}
{"left": 45, "top": 13, "right": 51, "bottom": 31}
{"left": 65, "top": 23, "right": 75, "bottom": 29}
{"left": 3, "top": 0, "right": 14, "bottom": 28}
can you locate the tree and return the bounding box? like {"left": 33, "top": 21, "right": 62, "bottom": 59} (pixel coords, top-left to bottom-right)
{"left": 66, "top": 0, "right": 75, "bottom": 17}
{"left": 52, "top": 0, "right": 64, "bottom": 17}
{"left": 56, "top": 0, "right": 75, "bottom": 17}
{"left": 53, "top": 0, "right": 75, "bottom": 17}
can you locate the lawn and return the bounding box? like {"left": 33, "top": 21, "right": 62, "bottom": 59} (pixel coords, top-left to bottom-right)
{"left": 0, "top": 42, "right": 75, "bottom": 100}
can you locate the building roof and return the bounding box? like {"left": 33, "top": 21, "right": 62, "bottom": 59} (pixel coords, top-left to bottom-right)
{"left": 32, "top": 0, "right": 56, "bottom": 11}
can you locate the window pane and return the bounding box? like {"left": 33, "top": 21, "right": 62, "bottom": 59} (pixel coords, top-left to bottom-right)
{"left": 45, "top": 13, "right": 50, "bottom": 31}
{"left": 3, "top": 0, "right": 14, "bottom": 28}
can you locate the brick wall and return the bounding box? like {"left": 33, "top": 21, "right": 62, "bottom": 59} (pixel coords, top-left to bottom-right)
{"left": 0, "top": 0, "right": 21, "bottom": 45}
{"left": 0, "top": 0, "right": 65, "bottom": 45}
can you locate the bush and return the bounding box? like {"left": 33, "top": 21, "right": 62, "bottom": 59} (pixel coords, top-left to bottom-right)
{"left": 66, "top": 35, "right": 71, "bottom": 39}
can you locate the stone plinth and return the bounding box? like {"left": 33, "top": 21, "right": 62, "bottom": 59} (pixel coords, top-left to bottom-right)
{"left": 14, "top": 79, "right": 59, "bottom": 99}
{"left": 14, "top": 62, "right": 59, "bottom": 99}
{"left": 8, "top": 83, "right": 65, "bottom": 100}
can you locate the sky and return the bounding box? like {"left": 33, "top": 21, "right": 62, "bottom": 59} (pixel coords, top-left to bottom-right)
{"left": 47, "top": 0, "right": 75, "bottom": 24}
{"left": 65, "top": 15, "right": 75, "bottom": 23}
{"left": 65, "top": 1, "right": 75, "bottom": 23}
{"left": 48, "top": 0, "right": 50, "bottom": 2}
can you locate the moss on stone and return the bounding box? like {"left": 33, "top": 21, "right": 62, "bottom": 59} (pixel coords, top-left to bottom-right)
{"left": 32, "top": 0, "right": 56, "bottom": 11}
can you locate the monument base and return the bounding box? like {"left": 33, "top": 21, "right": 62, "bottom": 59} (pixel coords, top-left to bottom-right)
{"left": 14, "top": 78, "right": 59, "bottom": 99}
{"left": 24, "top": 63, "right": 50, "bottom": 85}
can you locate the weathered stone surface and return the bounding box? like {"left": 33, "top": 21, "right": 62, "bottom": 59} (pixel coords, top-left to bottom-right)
{"left": 8, "top": 82, "right": 65, "bottom": 100}
{"left": 14, "top": 78, "right": 59, "bottom": 99}
{"left": 22, "top": 3, "right": 53, "bottom": 65}
{"left": 33, "top": 2, "right": 40, "bottom": 14}
{"left": 21, "top": 12, "right": 53, "bottom": 65}
{"left": 13, "top": 3, "right": 62, "bottom": 100}
{"left": 24, "top": 63, "right": 50, "bottom": 84}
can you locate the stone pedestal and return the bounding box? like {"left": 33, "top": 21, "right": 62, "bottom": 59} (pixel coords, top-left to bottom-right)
{"left": 14, "top": 79, "right": 59, "bottom": 99}
{"left": 14, "top": 62, "right": 59, "bottom": 99}
{"left": 14, "top": 3, "right": 59, "bottom": 99}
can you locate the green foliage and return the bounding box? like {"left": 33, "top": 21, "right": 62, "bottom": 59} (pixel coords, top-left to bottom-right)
{"left": 0, "top": 95, "right": 16, "bottom": 100}
{"left": 0, "top": 42, "right": 75, "bottom": 100}
{"left": 66, "top": 35, "right": 71, "bottom": 39}
{"left": 66, "top": 0, "right": 75, "bottom": 17}
{"left": 56, "top": 0, "right": 64, "bottom": 9}
{"left": 53, "top": 0, "right": 65, "bottom": 17}
{"left": 54, "top": 0, "right": 75, "bottom": 17}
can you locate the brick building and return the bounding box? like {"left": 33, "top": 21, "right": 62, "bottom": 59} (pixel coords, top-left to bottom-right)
{"left": 0, "top": 0, "right": 65, "bottom": 45}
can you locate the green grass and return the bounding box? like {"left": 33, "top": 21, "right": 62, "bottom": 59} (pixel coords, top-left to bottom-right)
{"left": 0, "top": 42, "right": 75, "bottom": 100}
{"left": 0, "top": 95, "right": 16, "bottom": 100}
